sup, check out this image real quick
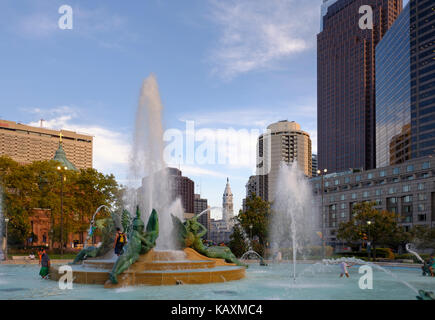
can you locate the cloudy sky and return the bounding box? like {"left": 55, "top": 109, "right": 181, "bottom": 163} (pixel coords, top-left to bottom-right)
{"left": 0, "top": 0, "right": 408, "bottom": 217}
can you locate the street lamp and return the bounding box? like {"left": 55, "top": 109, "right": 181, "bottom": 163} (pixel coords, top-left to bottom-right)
{"left": 367, "top": 221, "right": 372, "bottom": 261}
{"left": 249, "top": 224, "right": 253, "bottom": 241}
{"left": 4, "top": 218, "right": 9, "bottom": 261}
{"left": 57, "top": 166, "right": 68, "bottom": 257}
{"left": 317, "top": 168, "right": 328, "bottom": 259}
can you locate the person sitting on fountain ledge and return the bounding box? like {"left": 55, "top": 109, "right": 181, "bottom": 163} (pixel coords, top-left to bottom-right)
{"left": 114, "top": 227, "right": 127, "bottom": 256}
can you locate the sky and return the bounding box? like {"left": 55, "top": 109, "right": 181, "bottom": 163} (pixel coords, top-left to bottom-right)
{"left": 0, "top": 0, "right": 408, "bottom": 218}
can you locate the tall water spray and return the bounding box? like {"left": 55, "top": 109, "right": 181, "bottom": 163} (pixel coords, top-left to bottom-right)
{"left": 270, "top": 162, "right": 320, "bottom": 280}
{"left": 128, "top": 74, "right": 184, "bottom": 250}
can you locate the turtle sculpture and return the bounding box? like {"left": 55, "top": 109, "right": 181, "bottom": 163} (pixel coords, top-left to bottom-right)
{"left": 171, "top": 214, "right": 247, "bottom": 267}
{"left": 108, "top": 206, "right": 159, "bottom": 284}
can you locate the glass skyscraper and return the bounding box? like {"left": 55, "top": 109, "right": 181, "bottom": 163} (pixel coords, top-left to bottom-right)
{"left": 376, "top": 3, "right": 411, "bottom": 168}
{"left": 410, "top": 0, "right": 435, "bottom": 159}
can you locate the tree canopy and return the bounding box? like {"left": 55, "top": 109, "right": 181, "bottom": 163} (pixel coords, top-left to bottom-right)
{"left": 0, "top": 156, "right": 124, "bottom": 246}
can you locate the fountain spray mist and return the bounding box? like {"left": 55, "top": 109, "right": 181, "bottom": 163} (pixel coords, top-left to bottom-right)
{"left": 128, "top": 74, "right": 184, "bottom": 250}
{"left": 0, "top": 186, "right": 4, "bottom": 260}
{"left": 270, "top": 162, "right": 320, "bottom": 280}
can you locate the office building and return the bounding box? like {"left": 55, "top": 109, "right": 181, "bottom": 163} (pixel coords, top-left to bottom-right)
{"left": 410, "top": 0, "right": 435, "bottom": 159}
{"left": 312, "top": 156, "right": 435, "bottom": 247}
{"left": 194, "top": 194, "right": 210, "bottom": 240}
{"left": 318, "top": 0, "right": 402, "bottom": 173}
{"left": 0, "top": 119, "right": 93, "bottom": 169}
{"left": 376, "top": 3, "right": 411, "bottom": 167}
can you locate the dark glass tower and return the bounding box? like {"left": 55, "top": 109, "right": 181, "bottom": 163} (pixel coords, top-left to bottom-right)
{"left": 318, "top": 0, "right": 402, "bottom": 173}
{"left": 376, "top": 3, "right": 411, "bottom": 168}
{"left": 410, "top": 0, "right": 435, "bottom": 159}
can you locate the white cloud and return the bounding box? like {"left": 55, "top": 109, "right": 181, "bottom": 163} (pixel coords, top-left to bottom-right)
{"left": 208, "top": 0, "right": 320, "bottom": 79}
{"left": 27, "top": 107, "right": 130, "bottom": 176}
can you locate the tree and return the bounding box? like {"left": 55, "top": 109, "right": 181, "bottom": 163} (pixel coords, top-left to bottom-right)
{"left": 337, "top": 202, "right": 407, "bottom": 259}
{"left": 228, "top": 224, "right": 249, "bottom": 258}
{"left": 236, "top": 193, "right": 271, "bottom": 256}
{"left": 0, "top": 156, "right": 122, "bottom": 247}
{"left": 409, "top": 225, "right": 435, "bottom": 250}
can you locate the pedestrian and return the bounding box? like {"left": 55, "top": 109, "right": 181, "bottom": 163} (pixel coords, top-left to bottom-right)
{"left": 339, "top": 261, "right": 351, "bottom": 278}
{"left": 113, "top": 228, "right": 127, "bottom": 256}
{"left": 39, "top": 249, "right": 50, "bottom": 279}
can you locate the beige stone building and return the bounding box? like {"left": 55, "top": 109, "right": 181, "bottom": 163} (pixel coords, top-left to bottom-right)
{"left": 256, "top": 120, "right": 312, "bottom": 202}
{"left": 0, "top": 119, "right": 93, "bottom": 169}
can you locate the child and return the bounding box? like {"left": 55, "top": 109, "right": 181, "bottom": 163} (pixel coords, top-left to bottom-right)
{"left": 340, "top": 261, "right": 351, "bottom": 278}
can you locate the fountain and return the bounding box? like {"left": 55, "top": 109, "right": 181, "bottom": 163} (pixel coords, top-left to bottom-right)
{"left": 0, "top": 187, "right": 4, "bottom": 261}
{"left": 49, "top": 75, "right": 246, "bottom": 287}
{"left": 270, "top": 162, "right": 320, "bottom": 280}
{"left": 405, "top": 243, "right": 425, "bottom": 264}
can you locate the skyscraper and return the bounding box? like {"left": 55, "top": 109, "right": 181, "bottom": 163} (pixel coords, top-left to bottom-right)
{"left": 318, "top": 0, "right": 402, "bottom": 173}
{"left": 256, "top": 121, "right": 312, "bottom": 201}
{"left": 194, "top": 194, "right": 210, "bottom": 240}
{"left": 376, "top": 2, "right": 411, "bottom": 167}
{"left": 376, "top": 0, "right": 434, "bottom": 167}
{"left": 410, "top": 0, "right": 435, "bottom": 159}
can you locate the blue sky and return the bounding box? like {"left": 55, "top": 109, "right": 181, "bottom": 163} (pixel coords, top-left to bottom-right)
{"left": 0, "top": 0, "right": 408, "bottom": 217}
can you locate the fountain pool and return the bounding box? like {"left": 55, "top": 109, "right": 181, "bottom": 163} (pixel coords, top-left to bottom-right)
{"left": 0, "top": 262, "right": 433, "bottom": 300}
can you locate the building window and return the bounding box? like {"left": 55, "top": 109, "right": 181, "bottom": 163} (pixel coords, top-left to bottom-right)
{"left": 418, "top": 183, "right": 425, "bottom": 190}
{"left": 418, "top": 194, "right": 427, "bottom": 201}
{"left": 418, "top": 204, "right": 426, "bottom": 212}
{"left": 406, "top": 165, "right": 414, "bottom": 172}
{"left": 356, "top": 175, "right": 361, "bottom": 182}
{"left": 340, "top": 194, "right": 346, "bottom": 201}
{"left": 341, "top": 212, "right": 345, "bottom": 218}
{"left": 352, "top": 193, "right": 357, "bottom": 199}
{"left": 341, "top": 203, "right": 346, "bottom": 209}
{"left": 422, "top": 162, "right": 430, "bottom": 170}
{"left": 330, "top": 196, "right": 335, "bottom": 202}
{"left": 363, "top": 191, "right": 369, "bottom": 198}
{"left": 418, "top": 214, "right": 427, "bottom": 222}
{"left": 375, "top": 189, "right": 382, "bottom": 196}
{"left": 367, "top": 173, "right": 373, "bottom": 179}
{"left": 380, "top": 171, "right": 386, "bottom": 177}
{"left": 393, "top": 167, "right": 400, "bottom": 175}
{"left": 403, "top": 185, "right": 411, "bottom": 192}
{"left": 335, "top": 179, "right": 339, "bottom": 185}
{"left": 345, "top": 177, "right": 350, "bottom": 183}
{"left": 403, "top": 195, "right": 412, "bottom": 203}
{"left": 388, "top": 188, "right": 396, "bottom": 194}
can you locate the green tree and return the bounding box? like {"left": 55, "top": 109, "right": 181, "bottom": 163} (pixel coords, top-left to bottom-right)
{"left": 337, "top": 202, "right": 407, "bottom": 259}
{"left": 236, "top": 193, "right": 271, "bottom": 256}
{"left": 409, "top": 225, "right": 435, "bottom": 250}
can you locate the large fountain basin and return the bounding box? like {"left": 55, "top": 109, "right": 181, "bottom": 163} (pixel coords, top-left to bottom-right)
{"left": 49, "top": 248, "right": 245, "bottom": 287}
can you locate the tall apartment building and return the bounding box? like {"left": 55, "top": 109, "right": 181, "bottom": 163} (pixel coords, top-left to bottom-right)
{"left": 318, "top": 0, "right": 402, "bottom": 173}
{"left": 0, "top": 119, "right": 93, "bottom": 169}
{"left": 141, "top": 167, "right": 195, "bottom": 214}
{"left": 409, "top": 0, "right": 435, "bottom": 159}
{"left": 256, "top": 121, "right": 312, "bottom": 201}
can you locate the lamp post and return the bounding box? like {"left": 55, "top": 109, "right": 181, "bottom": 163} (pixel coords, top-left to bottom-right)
{"left": 57, "top": 166, "right": 68, "bottom": 257}
{"left": 317, "top": 168, "right": 328, "bottom": 259}
{"left": 367, "top": 221, "right": 372, "bottom": 261}
{"left": 4, "top": 218, "right": 9, "bottom": 261}
{"left": 249, "top": 224, "right": 253, "bottom": 241}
